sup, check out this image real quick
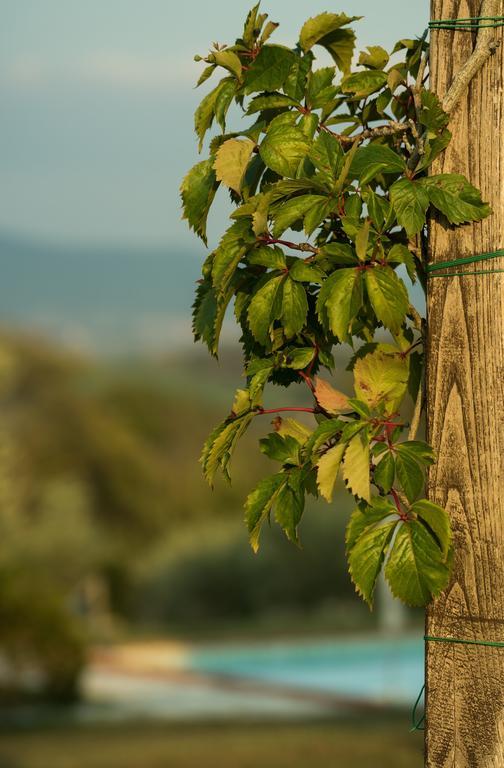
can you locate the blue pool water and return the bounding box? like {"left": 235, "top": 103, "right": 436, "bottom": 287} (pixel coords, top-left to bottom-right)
{"left": 189, "top": 635, "right": 424, "bottom": 704}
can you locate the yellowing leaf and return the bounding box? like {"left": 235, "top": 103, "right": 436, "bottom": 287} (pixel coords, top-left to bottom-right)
{"left": 317, "top": 442, "right": 345, "bottom": 502}
{"left": 314, "top": 377, "right": 351, "bottom": 415}
{"left": 274, "top": 417, "right": 312, "bottom": 444}
{"left": 214, "top": 138, "right": 256, "bottom": 194}
{"left": 353, "top": 343, "right": 409, "bottom": 413}
{"left": 231, "top": 388, "right": 251, "bottom": 417}
{"left": 342, "top": 432, "right": 370, "bottom": 501}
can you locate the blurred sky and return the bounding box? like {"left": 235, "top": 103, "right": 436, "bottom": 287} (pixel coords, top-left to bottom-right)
{"left": 0, "top": 1, "right": 428, "bottom": 249}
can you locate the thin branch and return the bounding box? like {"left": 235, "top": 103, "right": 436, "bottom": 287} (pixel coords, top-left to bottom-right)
{"left": 255, "top": 407, "right": 316, "bottom": 416}
{"left": 319, "top": 120, "right": 412, "bottom": 146}
{"left": 412, "top": 34, "right": 430, "bottom": 117}
{"left": 408, "top": 377, "right": 424, "bottom": 441}
{"left": 259, "top": 236, "right": 319, "bottom": 255}
{"left": 442, "top": 0, "right": 501, "bottom": 114}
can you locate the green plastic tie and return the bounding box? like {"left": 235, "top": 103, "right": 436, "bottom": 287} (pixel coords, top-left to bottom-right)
{"left": 410, "top": 683, "right": 426, "bottom": 732}
{"left": 426, "top": 248, "right": 504, "bottom": 278}
{"left": 411, "top": 634, "right": 504, "bottom": 732}
{"left": 429, "top": 16, "right": 504, "bottom": 30}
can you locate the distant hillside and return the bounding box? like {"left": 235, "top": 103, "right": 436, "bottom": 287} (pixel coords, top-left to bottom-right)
{"left": 0, "top": 233, "right": 209, "bottom": 353}
{"left": 0, "top": 233, "right": 424, "bottom": 356}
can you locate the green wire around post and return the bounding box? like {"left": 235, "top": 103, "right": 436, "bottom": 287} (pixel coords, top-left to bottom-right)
{"left": 429, "top": 16, "right": 504, "bottom": 30}
{"left": 426, "top": 248, "right": 504, "bottom": 278}
{"left": 411, "top": 634, "right": 504, "bottom": 732}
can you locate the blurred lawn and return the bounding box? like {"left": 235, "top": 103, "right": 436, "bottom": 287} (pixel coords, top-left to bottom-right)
{"left": 0, "top": 719, "right": 422, "bottom": 768}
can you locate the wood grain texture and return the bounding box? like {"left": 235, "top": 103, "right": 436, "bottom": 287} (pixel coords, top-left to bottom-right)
{"left": 426, "top": 1, "right": 504, "bottom": 765}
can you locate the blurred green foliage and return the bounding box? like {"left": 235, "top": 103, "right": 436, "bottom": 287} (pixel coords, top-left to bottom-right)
{"left": 0, "top": 332, "right": 394, "bottom": 701}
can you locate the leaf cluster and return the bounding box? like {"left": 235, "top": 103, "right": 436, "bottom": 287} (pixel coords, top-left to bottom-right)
{"left": 182, "top": 5, "right": 491, "bottom": 607}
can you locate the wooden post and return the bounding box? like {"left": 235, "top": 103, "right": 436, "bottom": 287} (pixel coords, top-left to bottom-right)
{"left": 426, "top": 1, "right": 504, "bottom": 765}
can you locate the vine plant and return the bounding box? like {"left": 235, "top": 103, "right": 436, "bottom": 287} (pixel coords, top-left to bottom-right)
{"left": 181, "top": 6, "right": 491, "bottom": 607}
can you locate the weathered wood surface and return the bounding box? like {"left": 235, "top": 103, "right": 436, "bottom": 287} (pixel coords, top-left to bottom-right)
{"left": 426, "top": 1, "right": 504, "bottom": 765}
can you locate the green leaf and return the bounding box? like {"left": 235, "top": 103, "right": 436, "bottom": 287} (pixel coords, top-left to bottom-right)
{"left": 395, "top": 449, "right": 424, "bottom": 502}
{"left": 415, "top": 130, "right": 451, "bottom": 173}
{"left": 345, "top": 497, "right": 396, "bottom": 550}
{"left": 342, "top": 431, "right": 370, "bottom": 501}
{"left": 284, "top": 54, "right": 311, "bottom": 101}
{"left": 358, "top": 45, "right": 389, "bottom": 70}
{"left": 308, "top": 132, "right": 344, "bottom": 185}
{"left": 353, "top": 343, "right": 409, "bottom": 413}
{"left": 341, "top": 70, "right": 387, "bottom": 97}
{"left": 201, "top": 413, "right": 254, "bottom": 485}
{"left": 283, "top": 346, "right": 315, "bottom": 369}
{"left": 306, "top": 66, "right": 337, "bottom": 108}
{"left": 260, "top": 433, "right": 301, "bottom": 463}
{"left": 306, "top": 418, "right": 345, "bottom": 456}
{"left": 355, "top": 219, "right": 370, "bottom": 261}
{"left": 274, "top": 469, "right": 305, "bottom": 544}
{"left": 420, "top": 174, "right": 491, "bottom": 225}
{"left": 259, "top": 122, "right": 310, "bottom": 178}
{"left": 396, "top": 441, "right": 436, "bottom": 466}
{"left": 411, "top": 499, "right": 451, "bottom": 559}
{"left": 419, "top": 90, "right": 449, "bottom": 133}
{"left": 196, "top": 64, "right": 216, "bottom": 88}
{"left": 362, "top": 188, "right": 393, "bottom": 231}
{"left": 281, "top": 277, "right": 308, "bottom": 339}
{"left": 317, "top": 442, "right": 345, "bottom": 502}
{"left": 195, "top": 79, "right": 233, "bottom": 151}
{"left": 389, "top": 178, "right": 429, "bottom": 236}
{"left": 303, "top": 197, "right": 336, "bottom": 236}
{"left": 385, "top": 520, "right": 450, "bottom": 606}
{"left": 289, "top": 260, "right": 325, "bottom": 283}
{"left": 248, "top": 362, "right": 273, "bottom": 406}
{"left": 192, "top": 280, "right": 233, "bottom": 357}
{"left": 318, "top": 242, "right": 358, "bottom": 265}
{"left": 243, "top": 45, "right": 295, "bottom": 94}
{"left": 250, "top": 190, "right": 272, "bottom": 236}
{"left": 365, "top": 266, "right": 409, "bottom": 332}
{"left": 212, "top": 219, "right": 254, "bottom": 294}
{"left": 348, "top": 519, "right": 396, "bottom": 605}
{"left": 247, "top": 274, "right": 284, "bottom": 345}
{"left": 246, "top": 92, "right": 299, "bottom": 114}
{"left": 180, "top": 157, "right": 219, "bottom": 245}
{"left": 374, "top": 451, "right": 395, "bottom": 493}
{"left": 386, "top": 244, "right": 416, "bottom": 282}
{"left": 316, "top": 268, "right": 362, "bottom": 341}
{"left": 214, "top": 138, "right": 256, "bottom": 193}
{"left": 299, "top": 13, "right": 360, "bottom": 73}
{"left": 350, "top": 144, "right": 405, "bottom": 185}
{"left": 214, "top": 79, "right": 237, "bottom": 132}
{"left": 212, "top": 49, "right": 243, "bottom": 82}
{"left": 260, "top": 20, "right": 280, "bottom": 45}
{"left": 248, "top": 245, "right": 286, "bottom": 269}
{"left": 245, "top": 473, "right": 287, "bottom": 552}
{"left": 192, "top": 281, "right": 217, "bottom": 348}
{"left": 272, "top": 195, "right": 327, "bottom": 237}
{"left": 242, "top": 3, "right": 262, "bottom": 48}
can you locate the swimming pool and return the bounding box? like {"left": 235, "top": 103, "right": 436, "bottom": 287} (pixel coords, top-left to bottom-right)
{"left": 189, "top": 635, "right": 424, "bottom": 704}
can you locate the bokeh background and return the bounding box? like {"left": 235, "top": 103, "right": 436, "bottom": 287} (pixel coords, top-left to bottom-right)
{"left": 0, "top": 2, "right": 428, "bottom": 766}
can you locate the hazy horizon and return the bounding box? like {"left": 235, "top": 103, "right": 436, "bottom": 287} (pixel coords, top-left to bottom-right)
{"left": 1, "top": 1, "right": 427, "bottom": 249}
